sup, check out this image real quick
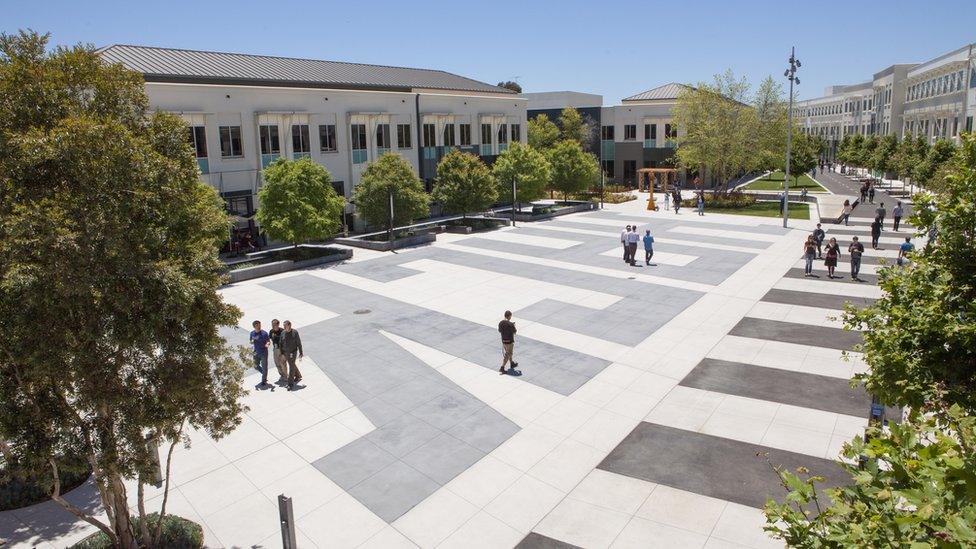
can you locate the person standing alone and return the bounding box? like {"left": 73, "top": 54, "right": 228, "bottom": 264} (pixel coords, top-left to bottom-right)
{"left": 643, "top": 229, "right": 655, "bottom": 266}
{"left": 249, "top": 320, "right": 271, "bottom": 388}
{"left": 498, "top": 311, "right": 518, "bottom": 374}
{"left": 696, "top": 191, "right": 705, "bottom": 216}
{"left": 280, "top": 320, "right": 303, "bottom": 390}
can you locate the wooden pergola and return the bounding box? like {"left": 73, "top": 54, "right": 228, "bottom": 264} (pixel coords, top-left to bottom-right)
{"left": 637, "top": 168, "right": 679, "bottom": 211}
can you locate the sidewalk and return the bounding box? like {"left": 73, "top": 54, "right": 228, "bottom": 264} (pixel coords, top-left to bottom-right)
{"left": 816, "top": 169, "right": 915, "bottom": 222}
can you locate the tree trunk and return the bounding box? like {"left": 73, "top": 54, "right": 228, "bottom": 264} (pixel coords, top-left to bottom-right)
{"left": 106, "top": 471, "right": 139, "bottom": 549}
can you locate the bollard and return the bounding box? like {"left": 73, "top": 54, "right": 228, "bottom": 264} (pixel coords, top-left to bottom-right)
{"left": 279, "top": 494, "right": 297, "bottom": 548}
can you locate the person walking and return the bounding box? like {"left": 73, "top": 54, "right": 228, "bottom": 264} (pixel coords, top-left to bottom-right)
{"left": 672, "top": 189, "right": 681, "bottom": 214}
{"left": 876, "top": 202, "right": 887, "bottom": 226}
{"left": 803, "top": 235, "right": 817, "bottom": 277}
{"left": 779, "top": 191, "right": 787, "bottom": 214}
{"left": 643, "top": 229, "right": 655, "bottom": 266}
{"left": 892, "top": 201, "right": 904, "bottom": 231}
{"left": 898, "top": 236, "right": 915, "bottom": 266}
{"left": 269, "top": 319, "right": 288, "bottom": 384}
{"left": 696, "top": 191, "right": 705, "bottom": 216}
{"left": 868, "top": 184, "right": 876, "bottom": 204}
{"left": 841, "top": 200, "right": 853, "bottom": 226}
{"left": 626, "top": 226, "right": 640, "bottom": 266}
{"left": 860, "top": 182, "right": 869, "bottom": 203}
{"left": 280, "top": 320, "right": 303, "bottom": 390}
{"left": 870, "top": 216, "right": 883, "bottom": 249}
{"left": 663, "top": 189, "right": 671, "bottom": 212}
{"left": 498, "top": 311, "right": 518, "bottom": 374}
{"left": 849, "top": 236, "right": 865, "bottom": 281}
{"left": 249, "top": 320, "right": 271, "bottom": 388}
{"left": 812, "top": 224, "right": 826, "bottom": 259}
{"left": 823, "top": 237, "right": 840, "bottom": 279}
{"left": 620, "top": 225, "right": 631, "bottom": 262}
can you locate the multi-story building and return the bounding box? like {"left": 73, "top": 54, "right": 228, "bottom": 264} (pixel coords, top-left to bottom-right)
{"left": 97, "top": 45, "right": 526, "bottom": 231}
{"left": 793, "top": 42, "right": 975, "bottom": 153}
{"left": 525, "top": 83, "right": 684, "bottom": 186}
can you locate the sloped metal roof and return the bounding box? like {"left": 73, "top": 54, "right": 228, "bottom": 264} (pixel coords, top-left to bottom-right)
{"left": 622, "top": 82, "right": 693, "bottom": 102}
{"left": 97, "top": 44, "right": 514, "bottom": 95}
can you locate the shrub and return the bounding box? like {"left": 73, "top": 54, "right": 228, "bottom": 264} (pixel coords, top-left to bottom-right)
{"left": 352, "top": 152, "right": 429, "bottom": 230}
{"left": 71, "top": 514, "right": 204, "bottom": 549}
{"left": 257, "top": 157, "right": 345, "bottom": 246}
{"left": 681, "top": 191, "right": 757, "bottom": 209}
{"left": 0, "top": 458, "right": 90, "bottom": 511}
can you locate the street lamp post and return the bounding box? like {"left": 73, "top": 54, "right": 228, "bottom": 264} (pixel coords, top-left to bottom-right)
{"left": 783, "top": 47, "right": 801, "bottom": 229}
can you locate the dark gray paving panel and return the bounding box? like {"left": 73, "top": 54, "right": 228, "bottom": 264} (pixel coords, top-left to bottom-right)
{"left": 729, "top": 317, "right": 862, "bottom": 351}
{"left": 447, "top": 406, "right": 521, "bottom": 453}
{"left": 782, "top": 267, "right": 878, "bottom": 286}
{"left": 312, "top": 437, "right": 397, "bottom": 490}
{"left": 680, "top": 358, "right": 869, "bottom": 417}
{"left": 401, "top": 432, "right": 485, "bottom": 484}
{"left": 333, "top": 261, "right": 424, "bottom": 282}
{"left": 515, "top": 532, "right": 584, "bottom": 549}
{"left": 598, "top": 422, "right": 850, "bottom": 509}
{"left": 346, "top": 460, "right": 440, "bottom": 522}
{"left": 551, "top": 219, "right": 771, "bottom": 250}
{"left": 760, "top": 289, "right": 875, "bottom": 310}
{"left": 365, "top": 414, "right": 443, "bottom": 458}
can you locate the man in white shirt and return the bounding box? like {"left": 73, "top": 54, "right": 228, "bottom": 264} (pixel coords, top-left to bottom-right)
{"left": 620, "top": 225, "right": 631, "bottom": 262}
{"left": 626, "top": 227, "right": 640, "bottom": 266}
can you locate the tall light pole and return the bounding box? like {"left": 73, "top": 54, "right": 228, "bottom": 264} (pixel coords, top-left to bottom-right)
{"left": 783, "top": 47, "right": 801, "bottom": 228}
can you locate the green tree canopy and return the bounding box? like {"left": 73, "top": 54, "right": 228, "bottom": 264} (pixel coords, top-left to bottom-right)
{"left": 837, "top": 134, "right": 864, "bottom": 166}
{"left": 492, "top": 142, "right": 552, "bottom": 203}
{"left": 496, "top": 80, "right": 522, "bottom": 93}
{"left": 749, "top": 76, "right": 788, "bottom": 172}
{"left": 869, "top": 134, "right": 898, "bottom": 176}
{"left": 915, "top": 139, "right": 956, "bottom": 190}
{"left": 857, "top": 135, "right": 879, "bottom": 169}
{"left": 351, "top": 152, "right": 429, "bottom": 230}
{"left": 0, "top": 31, "right": 246, "bottom": 547}
{"left": 558, "top": 107, "right": 596, "bottom": 149}
{"left": 785, "top": 130, "right": 818, "bottom": 180}
{"left": 528, "top": 114, "right": 560, "bottom": 150}
{"left": 431, "top": 150, "right": 497, "bottom": 215}
{"left": 256, "top": 157, "right": 345, "bottom": 246}
{"left": 546, "top": 139, "right": 599, "bottom": 201}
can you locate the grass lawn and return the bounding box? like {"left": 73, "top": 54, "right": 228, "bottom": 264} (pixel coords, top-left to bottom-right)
{"left": 744, "top": 171, "right": 827, "bottom": 192}
{"left": 717, "top": 201, "right": 810, "bottom": 220}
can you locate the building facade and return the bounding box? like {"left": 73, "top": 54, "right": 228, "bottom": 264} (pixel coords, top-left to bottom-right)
{"left": 793, "top": 42, "right": 975, "bottom": 155}
{"left": 98, "top": 45, "right": 526, "bottom": 231}
{"left": 524, "top": 83, "right": 684, "bottom": 187}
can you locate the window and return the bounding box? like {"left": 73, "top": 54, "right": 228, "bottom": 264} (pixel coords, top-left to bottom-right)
{"left": 481, "top": 123, "right": 492, "bottom": 145}
{"left": 967, "top": 116, "right": 974, "bottom": 133}
{"left": 665, "top": 124, "right": 677, "bottom": 138}
{"left": 624, "top": 124, "right": 636, "bottom": 140}
{"left": 601, "top": 160, "right": 614, "bottom": 178}
{"left": 219, "top": 126, "right": 243, "bottom": 158}
{"left": 291, "top": 124, "right": 310, "bottom": 154}
{"left": 187, "top": 126, "right": 207, "bottom": 158}
{"left": 497, "top": 124, "right": 508, "bottom": 144}
{"left": 259, "top": 125, "right": 280, "bottom": 155}
{"left": 318, "top": 124, "right": 337, "bottom": 152}
{"left": 645, "top": 124, "right": 657, "bottom": 140}
{"left": 623, "top": 160, "right": 636, "bottom": 183}
{"left": 601, "top": 125, "right": 614, "bottom": 140}
{"left": 459, "top": 124, "right": 471, "bottom": 146}
{"left": 422, "top": 123, "right": 436, "bottom": 147}
{"left": 510, "top": 123, "right": 521, "bottom": 143}
{"left": 443, "top": 124, "right": 455, "bottom": 146}
{"left": 953, "top": 117, "right": 959, "bottom": 136}
{"left": 350, "top": 124, "right": 367, "bottom": 151}
{"left": 397, "top": 124, "right": 412, "bottom": 148}
{"left": 375, "top": 124, "right": 390, "bottom": 149}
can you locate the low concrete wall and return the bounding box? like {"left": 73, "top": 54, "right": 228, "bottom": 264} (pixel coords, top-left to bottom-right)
{"left": 492, "top": 201, "right": 596, "bottom": 223}
{"left": 226, "top": 248, "right": 353, "bottom": 284}
{"left": 444, "top": 219, "right": 512, "bottom": 234}
{"left": 335, "top": 232, "right": 437, "bottom": 251}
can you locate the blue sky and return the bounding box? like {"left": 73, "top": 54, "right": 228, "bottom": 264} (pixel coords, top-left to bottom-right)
{"left": 5, "top": 0, "right": 974, "bottom": 103}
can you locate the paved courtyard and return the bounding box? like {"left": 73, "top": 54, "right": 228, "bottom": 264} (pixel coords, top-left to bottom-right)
{"left": 1, "top": 192, "right": 902, "bottom": 548}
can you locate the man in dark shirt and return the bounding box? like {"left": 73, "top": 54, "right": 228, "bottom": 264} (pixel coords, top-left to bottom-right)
{"left": 849, "top": 236, "right": 865, "bottom": 281}
{"left": 269, "top": 319, "right": 287, "bottom": 384}
{"left": 280, "top": 320, "right": 304, "bottom": 390}
{"left": 812, "top": 224, "right": 826, "bottom": 259}
{"left": 498, "top": 310, "right": 519, "bottom": 374}
{"left": 249, "top": 320, "right": 271, "bottom": 388}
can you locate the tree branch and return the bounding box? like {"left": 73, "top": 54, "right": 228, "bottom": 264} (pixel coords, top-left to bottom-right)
{"left": 49, "top": 459, "right": 118, "bottom": 545}
{"left": 153, "top": 419, "right": 183, "bottom": 546}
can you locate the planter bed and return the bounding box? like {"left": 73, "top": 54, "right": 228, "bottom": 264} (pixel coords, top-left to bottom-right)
{"left": 492, "top": 201, "right": 595, "bottom": 222}
{"left": 224, "top": 245, "right": 352, "bottom": 283}
{"left": 444, "top": 217, "right": 511, "bottom": 234}
{"left": 335, "top": 230, "right": 438, "bottom": 251}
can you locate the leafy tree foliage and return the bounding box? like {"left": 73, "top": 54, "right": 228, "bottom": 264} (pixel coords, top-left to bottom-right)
{"left": 546, "top": 140, "right": 599, "bottom": 201}
{"left": 431, "top": 150, "right": 497, "bottom": 215}
{"left": 492, "top": 142, "right": 552, "bottom": 203}
{"left": 496, "top": 80, "right": 522, "bottom": 93}
{"left": 749, "top": 76, "right": 789, "bottom": 172}
{"left": 558, "top": 107, "right": 596, "bottom": 149}
{"left": 891, "top": 134, "right": 928, "bottom": 183}
{"left": 785, "top": 130, "right": 818, "bottom": 180}
{"left": 256, "top": 157, "right": 345, "bottom": 245}
{"left": 0, "top": 31, "right": 246, "bottom": 548}
{"left": 869, "top": 134, "right": 898, "bottom": 177}
{"left": 837, "top": 134, "right": 865, "bottom": 166}
{"left": 915, "top": 139, "right": 957, "bottom": 190}
{"left": 528, "top": 114, "right": 560, "bottom": 150}
{"left": 351, "top": 152, "right": 429, "bottom": 230}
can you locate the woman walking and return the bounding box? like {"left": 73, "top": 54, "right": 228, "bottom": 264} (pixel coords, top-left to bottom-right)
{"left": 696, "top": 191, "right": 705, "bottom": 216}
{"left": 841, "top": 200, "right": 852, "bottom": 226}
{"left": 803, "top": 235, "right": 817, "bottom": 277}
{"left": 870, "top": 216, "right": 883, "bottom": 249}
{"left": 823, "top": 237, "right": 840, "bottom": 278}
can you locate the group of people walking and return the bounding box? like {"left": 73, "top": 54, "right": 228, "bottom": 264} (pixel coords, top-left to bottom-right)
{"left": 803, "top": 222, "right": 914, "bottom": 282}
{"left": 249, "top": 319, "right": 304, "bottom": 391}
{"left": 620, "top": 225, "right": 656, "bottom": 266}
{"left": 660, "top": 189, "right": 705, "bottom": 216}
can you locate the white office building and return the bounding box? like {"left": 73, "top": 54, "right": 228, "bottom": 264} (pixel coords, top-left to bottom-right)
{"left": 98, "top": 45, "right": 527, "bottom": 231}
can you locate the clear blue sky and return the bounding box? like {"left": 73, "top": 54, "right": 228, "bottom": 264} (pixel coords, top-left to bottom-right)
{"left": 5, "top": 0, "right": 975, "bottom": 103}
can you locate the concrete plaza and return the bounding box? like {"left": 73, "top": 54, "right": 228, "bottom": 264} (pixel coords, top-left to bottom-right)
{"left": 1, "top": 193, "right": 897, "bottom": 548}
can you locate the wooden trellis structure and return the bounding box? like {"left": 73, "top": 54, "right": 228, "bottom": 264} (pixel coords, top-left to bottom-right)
{"left": 637, "top": 168, "right": 678, "bottom": 211}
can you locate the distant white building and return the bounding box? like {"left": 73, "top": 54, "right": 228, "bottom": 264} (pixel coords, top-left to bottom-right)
{"left": 98, "top": 45, "right": 527, "bottom": 231}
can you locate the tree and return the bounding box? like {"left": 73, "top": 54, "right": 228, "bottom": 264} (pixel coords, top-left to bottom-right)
{"left": 257, "top": 157, "right": 345, "bottom": 246}
{"left": 0, "top": 31, "right": 246, "bottom": 548}
{"left": 914, "top": 139, "right": 956, "bottom": 190}
{"left": 431, "top": 150, "right": 497, "bottom": 216}
{"left": 528, "top": 114, "right": 560, "bottom": 150}
{"left": 351, "top": 152, "right": 429, "bottom": 230}
{"left": 496, "top": 80, "right": 522, "bottom": 93}
{"left": 786, "top": 130, "right": 818, "bottom": 181}
{"left": 868, "top": 134, "right": 898, "bottom": 178}
{"left": 750, "top": 76, "right": 788, "bottom": 172}
{"left": 764, "top": 132, "right": 976, "bottom": 548}
{"left": 857, "top": 135, "right": 879, "bottom": 170}
{"left": 837, "top": 134, "right": 864, "bottom": 167}
{"left": 492, "top": 142, "right": 552, "bottom": 204}
{"left": 546, "top": 140, "right": 600, "bottom": 202}
{"left": 558, "top": 107, "right": 596, "bottom": 150}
